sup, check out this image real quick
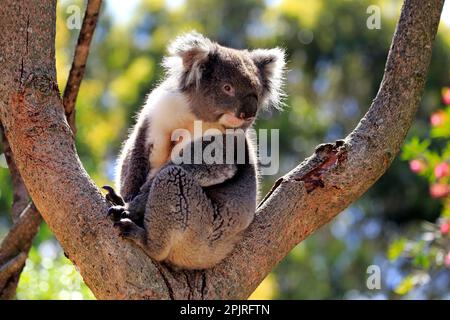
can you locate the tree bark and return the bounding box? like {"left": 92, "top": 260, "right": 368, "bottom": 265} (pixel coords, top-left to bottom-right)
{"left": 0, "top": 0, "right": 102, "bottom": 299}
{"left": 0, "top": 203, "right": 40, "bottom": 299}
{"left": 0, "top": 119, "right": 42, "bottom": 301}
{"left": 1, "top": 128, "right": 30, "bottom": 223}
{"left": 0, "top": 0, "right": 444, "bottom": 299}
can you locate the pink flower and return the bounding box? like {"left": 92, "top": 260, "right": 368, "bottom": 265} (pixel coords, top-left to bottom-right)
{"left": 409, "top": 159, "right": 426, "bottom": 174}
{"left": 430, "top": 111, "right": 446, "bottom": 127}
{"left": 445, "top": 251, "right": 450, "bottom": 267}
{"left": 443, "top": 87, "right": 450, "bottom": 105}
{"left": 441, "top": 221, "right": 450, "bottom": 235}
{"left": 435, "top": 162, "right": 449, "bottom": 179}
{"left": 429, "top": 184, "right": 450, "bottom": 199}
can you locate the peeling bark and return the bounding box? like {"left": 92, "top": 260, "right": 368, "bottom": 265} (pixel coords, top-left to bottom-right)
{"left": 0, "top": 0, "right": 444, "bottom": 299}
{"left": 294, "top": 140, "right": 347, "bottom": 193}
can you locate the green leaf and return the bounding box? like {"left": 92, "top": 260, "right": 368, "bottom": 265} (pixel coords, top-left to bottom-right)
{"left": 387, "top": 238, "right": 407, "bottom": 261}
{"left": 401, "top": 137, "right": 431, "bottom": 160}
{"left": 394, "top": 275, "right": 415, "bottom": 295}
{"left": 413, "top": 253, "right": 430, "bottom": 270}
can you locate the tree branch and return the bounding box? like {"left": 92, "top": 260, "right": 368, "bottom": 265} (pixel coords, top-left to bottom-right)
{"left": 0, "top": 0, "right": 444, "bottom": 300}
{"left": 1, "top": 127, "right": 30, "bottom": 223}
{"left": 63, "top": 0, "right": 102, "bottom": 134}
{"left": 0, "top": 204, "right": 41, "bottom": 299}
{"left": 204, "top": 0, "right": 445, "bottom": 299}
{"left": 0, "top": 0, "right": 101, "bottom": 299}
{"left": 0, "top": 127, "right": 41, "bottom": 299}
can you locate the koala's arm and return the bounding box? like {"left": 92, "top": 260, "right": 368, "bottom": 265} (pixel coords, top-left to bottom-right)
{"left": 170, "top": 134, "right": 243, "bottom": 187}
{"left": 174, "top": 163, "right": 237, "bottom": 187}
{"left": 116, "top": 118, "right": 151, "bottom": 203}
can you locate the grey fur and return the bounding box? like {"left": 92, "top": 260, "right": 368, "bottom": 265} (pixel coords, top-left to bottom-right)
{"left": 108, "top": 32, "right": 285, "bottom": 270}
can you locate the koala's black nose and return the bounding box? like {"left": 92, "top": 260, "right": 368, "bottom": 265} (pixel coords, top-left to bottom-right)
{"left": 239, "top": 95, "right": 258, "bottom": 120}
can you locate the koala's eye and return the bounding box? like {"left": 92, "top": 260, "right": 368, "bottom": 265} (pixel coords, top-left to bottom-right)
{"left": 222, "top": 84, "right": 235, "bottom": 96}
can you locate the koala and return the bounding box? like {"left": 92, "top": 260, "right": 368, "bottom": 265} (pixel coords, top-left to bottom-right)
{"left": 104, "top": 32, "right": 285, "bottom": 270}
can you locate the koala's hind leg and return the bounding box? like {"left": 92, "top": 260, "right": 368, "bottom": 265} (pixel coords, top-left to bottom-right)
{"left": 117, "top": 165, "right": 216, "bottom": 265}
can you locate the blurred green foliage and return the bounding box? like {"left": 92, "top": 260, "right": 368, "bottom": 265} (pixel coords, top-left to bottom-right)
{"left": 16, "top": 229, "right": 95, "bottom": 300}
{"left": 0, "top": 0, "right": 449, "bottom": 299}
{"left": 391, "top": 92, "right": 450, "bottom": 297}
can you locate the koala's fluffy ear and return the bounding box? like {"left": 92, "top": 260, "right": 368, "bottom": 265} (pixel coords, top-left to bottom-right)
{"left": 163, "top": 31, "right": 214, "bottom": 88}
{"left": 250, "top": 48, "right": 286, "bottom": 109}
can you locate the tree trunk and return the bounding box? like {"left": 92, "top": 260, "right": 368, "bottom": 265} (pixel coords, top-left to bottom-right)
{"left": 0, "top": 0, "right": 444, "bottom": 299}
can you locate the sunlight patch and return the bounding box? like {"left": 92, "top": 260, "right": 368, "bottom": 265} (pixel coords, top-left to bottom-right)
{"left": 0, "top": 153, "right": 8, "bottom": 169}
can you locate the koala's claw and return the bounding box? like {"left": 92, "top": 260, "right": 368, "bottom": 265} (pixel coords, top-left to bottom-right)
{"left": 107, "top": 205, "right": 129, "bottom": 222}
{"left": 103, "top": 185, "right": 125, "bottom": 206}
{"left": 113, "top": 218, "right": 135, "bottom": 238}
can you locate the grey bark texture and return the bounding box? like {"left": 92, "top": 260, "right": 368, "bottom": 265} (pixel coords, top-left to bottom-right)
{"left": 0, "top": 0, "right": 445, "bottom": 299}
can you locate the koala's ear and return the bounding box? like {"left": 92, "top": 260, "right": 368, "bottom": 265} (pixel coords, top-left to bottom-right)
{"left": 163, "top": 31, "right": 213, "bottom": 88}
{"left": 250, "top": 48, "right": 286, "bottom": 109}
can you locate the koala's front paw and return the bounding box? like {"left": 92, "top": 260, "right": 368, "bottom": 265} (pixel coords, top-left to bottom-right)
{"left": 196, "top": 164, "right": 238, "bottom": 187}
{"left": 107, "top": 205, "right": 129, "bottom": 222}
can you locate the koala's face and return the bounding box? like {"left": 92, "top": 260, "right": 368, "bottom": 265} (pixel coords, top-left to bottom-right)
{"left": 191, "top": 49, "right": 263, "bottom": 128}
{"left": 164, "top": 32, "right": 286, "bottom": 129}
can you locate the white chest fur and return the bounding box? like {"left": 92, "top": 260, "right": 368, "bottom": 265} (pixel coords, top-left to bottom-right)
{"left": 143, "top": 85, "right": 225, "bottom": 177}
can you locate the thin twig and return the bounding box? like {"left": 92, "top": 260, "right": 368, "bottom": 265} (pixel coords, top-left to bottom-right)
{"left": 0, "top": 203, "right": 41, "bottom": 263}
{"left": 63, "top": 0, "right": 102, "bottom": 134}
